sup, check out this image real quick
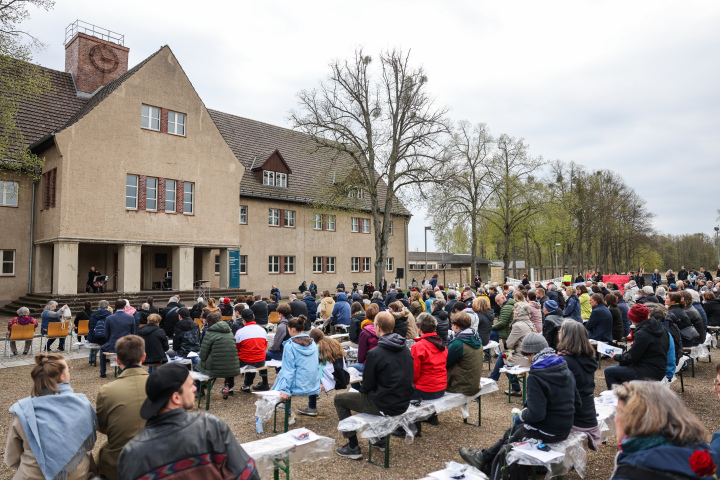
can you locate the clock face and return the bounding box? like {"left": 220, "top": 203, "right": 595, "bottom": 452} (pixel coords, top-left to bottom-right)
{"left": 89, "top": 44, "right": 119, "bottom": 73}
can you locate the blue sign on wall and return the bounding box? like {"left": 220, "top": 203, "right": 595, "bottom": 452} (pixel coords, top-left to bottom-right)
{"left": 229, "top": 250, "right": 240, "bottom": 288}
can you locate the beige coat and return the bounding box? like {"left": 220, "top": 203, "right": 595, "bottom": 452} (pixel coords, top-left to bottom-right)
{"left": 320, "top": 297, "right": 335, "bottom": 319}
{"left": 504, "top": 316, "right": 536, "bottom": 368}
{"left": 4, "top": 416, "right": 93, "bottom": 480}
{"left": 95, "top": 367, "right": 148, "bottom": 480}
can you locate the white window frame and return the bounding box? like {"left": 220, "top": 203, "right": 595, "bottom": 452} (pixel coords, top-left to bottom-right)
{"left": 263, "top": 171, "right": 275, "bottom": 186}
{"left": 348, "top": 187, "right": 363, "bottom": 199}
{"left": 351, "top": 257, "right": 360, "bottom": 272}
{"left": 0, "top": 250, "right": 14, "bottom": 276}
{"left": 269, "top": 255, "right": 280, "bottom": 273}
{"left": 327, "top": 257, "right": 336, "bottom": 273}
{"left": 386, "top": 257, "right": 394, "bottom": 271}
{"left": 215, "top": 255, "right": 220, "bottom": 275}
{"left": 168, "top": 111, "right": 186, "bottom": 136}
{"left": 362, "top": 218, "right": 370, "bottom": 234}
{"left": 146, "top": 177, "right": 158, "bottom": 211}
{"left": 284, "top": 256, "right": 295, "bottom": 274}
{"left": 313, "top": 256, "right": 323, "bottom": 273}
{"left": 351, "top": 217, "right": 359, "bottom": 233}
{"left": 269, "top": 208, "right": 280, "bottom": 226}
{"left": 327, "top": 215, "right": 336, "bottom": 231}
{"left": 183, "top": 182, "right": 194, "bottom": 215}
{"left": 389, "top": 221, "right": 393, "bottom": 236}
{"left": 239, "top": 205, "right": 248, "bottom": 224}
{"left": 126, "top": 174, "right": 138, "bottom": 210}
{"left": 141, "top": 105, "right": 161, "bottom": 131}
{"left": 363, "top": 257, "right": 371, "bottom": 272}
{"left": 313, "top": 214, "right": 322, "bottom": 230}
{"left": 0, "top": 181, "right": 19, "bottom": 207}
{"left": 276, "top": 172, "right": 287, "bottom": 188}
{"left": 165, "top": 179, "right": 176, "bottom": 213}
{"left": 239, "top": 255, "right": 247, "bottom": 274}
{"left": 284, "top": 210, "right": 295, "bottom": 227}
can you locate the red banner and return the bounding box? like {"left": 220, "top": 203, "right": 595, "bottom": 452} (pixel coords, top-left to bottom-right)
{"left": 602, "top": 275, "right": 630, "bottom": 293}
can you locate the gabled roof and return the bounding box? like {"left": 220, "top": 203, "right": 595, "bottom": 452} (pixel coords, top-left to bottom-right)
{"left": 208, "top": 109, "right": 411, "bottom": 217}
{"left": 253, "top": 149, "right": 292, "bottom": 174}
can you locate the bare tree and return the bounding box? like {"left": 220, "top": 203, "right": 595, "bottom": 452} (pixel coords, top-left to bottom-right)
{"left": 290, "top": 48, "right": 449, "bottom": 284}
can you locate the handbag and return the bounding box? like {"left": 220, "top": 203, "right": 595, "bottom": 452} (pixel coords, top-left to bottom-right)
{"left": 679, "top": 325, "right": 699, "bottom": 342}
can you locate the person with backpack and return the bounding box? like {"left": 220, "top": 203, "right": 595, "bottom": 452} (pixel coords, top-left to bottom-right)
{"left": 88, "top": 300, "right": 112, "bottom": 352}
{"left": 299, "top": 329, "right": 349, "bottom": 416}
{"left": 172, "top": 308, "right": 201, "bottom": 368}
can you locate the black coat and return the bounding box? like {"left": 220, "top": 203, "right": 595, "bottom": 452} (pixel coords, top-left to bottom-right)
{"left": 173, "top": 318, "right": 201, "bottom": 357}
{"left": 562, "top": 354, "right": 598, "bottom": 429}
{"left": 160, "top": 302, "right": 182, "bottom": 338}
{"left": 703, "top": 298, "right": 720, "bottom": 327}
{"left": 289, "top": 300, "right": 309, "bottom": 323}
{"left": 476, "top": 310, "right": 493, "bottom": 347}
{"left": 139, "top": 324, "right": 169, "bottom": 363}
{"left": 609, "top": 305, "right": 624, "bottom": 341}
{"left": 522, "top": 359, "right": 581, "bottom": 438}
{"left": 357, "top": 333, "right": 414, "bottom": 416}
{"left": 349, "top": 312, "right": 365, "bottom": 344}
{"left": 445, "top": 299, "right": 458, "bottom": 315}
{"left": 431, "top": 309, "right": 450, "bottom": 344}
{"left": 616, "top": 318, "right": 669, "bottom": 381}
{"left": 251, "top": 301, "right": 269, "bottom": 325}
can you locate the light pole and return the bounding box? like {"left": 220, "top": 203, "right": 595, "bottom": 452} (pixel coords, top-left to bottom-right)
{"left": 425, "top": 226, "right": 432, "bottom": 283}
{"left": 554, "top": 243, "right": 561, "bottom": 279}
{"left": 715, "top": 226, "right": 719, "bottom": 266}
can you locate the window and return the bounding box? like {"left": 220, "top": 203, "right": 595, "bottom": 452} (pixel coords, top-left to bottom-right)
{"left": 348, "top": 187, "right": 363, "bottom": 199}
{"left": 313, "top": 256, "right": 323, "bottom": 273}
{"left": 239, "top": 255, "right": 247, "bottom": 274}
{"left": 284, "top": 210, "right": 295, "bottom": 227}
{"left": 389, "top": 221, "right": 393, "bottom": 236}
{"left": 351, "top": 217, "right": 359, "bottom": 233}
{"left": 141, "top": 105, "right": 160, "bottom": 131}
{"left": 239, "top": 206, "right": 248, "bottom": 224}
{"left": 269, "top": 208, "right": 279, "bottom": 226}
{"left": 362, "top": 218, "right": 370, "bottom": 234}
{"left": 351, "top": 257, "right": 360, "bottom": 272}
{"left": 146, "top": 177, "right": 158, "bottom": 211}
{"left": 215, "top": 255, "right": 220, "bottom": 275}
{"left": 168, "top": 111, "right": 186, "bottom": 136}
{"left": 165, "top": 180, "right": 176, "bottom": 213}
{"left": 276, "top": 173, "right": 287, "bottom": 188}
{"left": 326, "top": 215, "right": 336, "bottom": 231}
{"left": 0, "top": 181, "right": 18, "bottom": 206}
{"left": 327, "top": 257, "right": 336, "bottom": 273}
{"left": 183, "top": 182, "right": 194, "bottom": 214}
{"left": 363, "top": 257, "right": 371, "bottom": 272}
{"left": 386, "top": 257, "right": 394, "bottom": 271}
{"left": 313, "top": 214, "right": 322, "bottom": 230}
{"left": 269, "top": 255, "right": 280, "bottom": 273}
{"left": 263, "top": 171, "right": 275, "bottom": 186}
{"left": 1, "top": 250, "right": 14, "bottom": 275}
{"left": 126, "top": 174, "right": 138, "bottom": 209}
{"left": 285, "top": 256, "right": 295, "bottom": 274}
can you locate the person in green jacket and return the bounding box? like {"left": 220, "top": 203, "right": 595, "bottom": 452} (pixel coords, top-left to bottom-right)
{"left": 446, "top": 312, "right": 483, "bottom": 397}
{"left": 491, "top": 295, "right": 515, "bottom": 342}
{"left": 195, "top": 312, "right": 240, "bottom": 396}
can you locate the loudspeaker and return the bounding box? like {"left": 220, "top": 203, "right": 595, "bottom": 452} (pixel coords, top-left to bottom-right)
{"left": 397, "top": 267, "right": 404, "bottom": 279}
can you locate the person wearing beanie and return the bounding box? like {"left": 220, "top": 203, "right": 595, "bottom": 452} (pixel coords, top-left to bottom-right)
{"left": 604, "top": 303, "right": 670, "bottom": 389}
{"left": 460, "top": 332, "right": 581, "bottom": 476}
{"left": 220, "top": 298, "right": 233, "bottom": 317}
{"left": 489, "top": 302, "right": 536, "bottom": 397}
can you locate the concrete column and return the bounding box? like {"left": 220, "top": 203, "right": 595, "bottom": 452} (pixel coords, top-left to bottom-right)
{"left": 218, "top": 248, "right": 229, "bottom": 289}
{"left": 172, "top": 246, "right": 194, "bottom": 291}
{"left": 118, "top": 244, "right": 142, "bottom": 293}
{"left": 200, "top": 249, "right": 214, "bottom": 283}
{"left": 33, "top": 244, "right": 53, "bottom": 293}
{"left": 52, "top": 241, "right": 79, "bottom": 295}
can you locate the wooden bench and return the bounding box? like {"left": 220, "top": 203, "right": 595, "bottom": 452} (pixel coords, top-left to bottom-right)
{"left": 241, "top": 431, "right": 335, "bottom": 480}
{"left": 103, "top": 352, "right": 122, "bottom": 377}
{"left": 483, "top": 340, "right": 500, "bottom": 371}
{"left": 189, "top": 371, "right": 217, "bottom": 411}
{"left": 75, "top": 342, "right": 101, "bottom": 366}
{"left": 499, "top": 366, "right": 530, "bottom": 405}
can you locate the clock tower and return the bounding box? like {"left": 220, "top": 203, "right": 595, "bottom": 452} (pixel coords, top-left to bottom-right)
{"left": 64, "top": 21, "right": 129, "bottom": 96}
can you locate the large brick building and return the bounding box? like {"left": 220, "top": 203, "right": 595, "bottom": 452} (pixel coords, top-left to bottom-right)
{"left": 0, "top": 22, "right": 410, "bottom": 305}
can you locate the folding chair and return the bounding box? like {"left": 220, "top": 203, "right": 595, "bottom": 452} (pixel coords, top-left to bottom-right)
{"left": 42, "top": 321, "right": 71, "bottom": 352}
{"left": 194, "top": 318, "right": 204, "bottom": 330}
{"left": 74, "top": 320, "right": 89, "bottom": 350}
{"left": 5, "top": 324, "right": 36, "bottom": 358}
{"left": 269, "top": 311, "right": 280, "bottom": 324}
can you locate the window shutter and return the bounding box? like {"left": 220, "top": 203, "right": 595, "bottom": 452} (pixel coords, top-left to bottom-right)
{"left": 280, "top": 256, "right": 285, "bottom": 274}
{"left": 176, "top": 181, "right": 184, "bottom": 214}
{"left": 322, "top": 214, "right": 326, "bottom": 231}
{"left": 323, "top": 256, "right": 327, "bottom": 274}
{"left": 279, "top": 209, "right": 284, "bottom": 227}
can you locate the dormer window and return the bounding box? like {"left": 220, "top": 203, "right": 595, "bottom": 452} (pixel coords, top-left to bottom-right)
{"left": 348, "top": 187, "right": 363, "bottom": 199}
{"left": 254, "top": 149, "right": 292, "bottom": 189}
{"left": 262, "top": 171, "right": 287, "bottom": 188}
{"left": 263, "top": 171, "right": 274, "bottom": 186}
{"left": 276, "top": 173, "right": 287, "bottom": 188}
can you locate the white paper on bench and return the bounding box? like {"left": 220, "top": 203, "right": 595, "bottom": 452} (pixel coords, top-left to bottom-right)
{"left": 241, "top": 434, "right": 335, "bottom": 479}
{"left": 506, "top": 431, "right": 588, "bottom": 479}
{"left": 596, "top": 341, "right": 623, "bottom": 357}
{"left": 512, "top": 443, "right": 564, "bottom": 463}
{"left": 280, "top": 428, "right": 322, "bottom": 446}
{"left": 500, "top": 366, "right": 530, "bottom": 375}
{"left": 189, "top": 371, "right": 210, "bottom": 382}
{"left": 428, "top": 469, "right": 487, "bottom": 480}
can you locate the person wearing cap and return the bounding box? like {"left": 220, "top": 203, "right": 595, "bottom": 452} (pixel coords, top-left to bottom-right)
{"left": 604, "top": 303, "right": 670, "bottom": 389}
{"left": 585, "top": 293, "right": 613, "bottom": 343}
{"left": 100, "top": 299, "right": 137, "bottom": 378}
{"left": 95, "top": 335, "right": 148, "bottom": 479}
{"left": 460, "top": 333, "right": 581, "bottom": 475}
{"left": 196, "top": 312, "right": 239, "bottom": 397}
{"left": 229, "top": 309, "right": 269, "bottom": 393}
{"left": 117, "top": 363, "right": 259, "bottom": 480}
{"left": 172, "top": 307, "right": 201, "bottom": 368}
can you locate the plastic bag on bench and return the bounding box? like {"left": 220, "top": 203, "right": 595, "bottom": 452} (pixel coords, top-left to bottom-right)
{"left": 505, "top": 431, "right": 588, "bottom": 479}
{"left": 254, "top": 395, "right": 296, "bottom": 426}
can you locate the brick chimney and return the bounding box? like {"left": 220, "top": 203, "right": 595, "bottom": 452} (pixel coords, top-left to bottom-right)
{"left": 64, "top": 21, "right": 129, "bottom": 96}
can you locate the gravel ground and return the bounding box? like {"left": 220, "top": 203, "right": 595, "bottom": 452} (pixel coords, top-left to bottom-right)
{"left": 0, "top": 349, "right": 718, "bottom": 480}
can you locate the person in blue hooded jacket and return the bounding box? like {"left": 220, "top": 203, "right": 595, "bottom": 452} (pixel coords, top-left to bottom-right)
{"left": 562, "top": 286, "right": 583, "bottom": 322}
{"left": 610, "top": 380, "right": 719, "bottom": 480}
{"left": 273, "top": 316, "right": 321, "bottom": 400}
{"left": 585, "top": 293, "right": 613, "bottom": 343}
{"left": 332, "top": 292, "right": 352, "bottom": 326}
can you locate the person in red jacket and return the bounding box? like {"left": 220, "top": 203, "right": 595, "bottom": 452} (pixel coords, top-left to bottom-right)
{"left": 233, "top": 309, "right": 268, "bottom": 393}
{"left": 393, "top": 312, "right": 448, "bottom": 437}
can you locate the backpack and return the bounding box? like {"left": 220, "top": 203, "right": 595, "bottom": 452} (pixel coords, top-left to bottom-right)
{"left": 331, "top": 357, "right": 350, "bottom": 390}
{"left": 94, "top": 315, "right": 107, "bottom": 339}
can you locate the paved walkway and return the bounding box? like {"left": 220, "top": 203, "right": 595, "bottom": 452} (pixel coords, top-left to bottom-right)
{"left": 0, "top": 335, "right": 88, "bottom": 369}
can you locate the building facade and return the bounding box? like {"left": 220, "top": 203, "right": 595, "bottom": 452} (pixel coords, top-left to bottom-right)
{"left": 0, "top": 24, "right": 410, "bottom": 305}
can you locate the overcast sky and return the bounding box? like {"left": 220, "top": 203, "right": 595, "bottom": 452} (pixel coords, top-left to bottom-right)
{"left": 23, "top": 0, "right": 720, "bottom": 254}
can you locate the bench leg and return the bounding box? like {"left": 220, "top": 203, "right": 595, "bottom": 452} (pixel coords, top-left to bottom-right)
{"left": 273, "top": 398, "right": 291, "bottom": 433}
{"left": 691, "top": 358, "right": 695, "bottom": 378}
{"left": 463, "top": 397, "right": 482, "bottom": 427}
{"left": 680, "top": 370, "right": 684, "bottom": 393}
{"left": 270, "top": 452, "right": 290, "bottom": 480}
{"left": 368, "top": 434, "right": 390, "bottom": 468}
{"left": 205, "top": 378, "right": 216, "bottom": 411}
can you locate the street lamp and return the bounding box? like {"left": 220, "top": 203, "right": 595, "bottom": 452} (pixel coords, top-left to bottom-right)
{"left": 554, "top": 243, "right": 561, "bottom": 279}
{"left": 715, "top": 226, "right": 719, "bottom": 266}
{"left": 425, "top": 226, "right": 432, "bottom": 282}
